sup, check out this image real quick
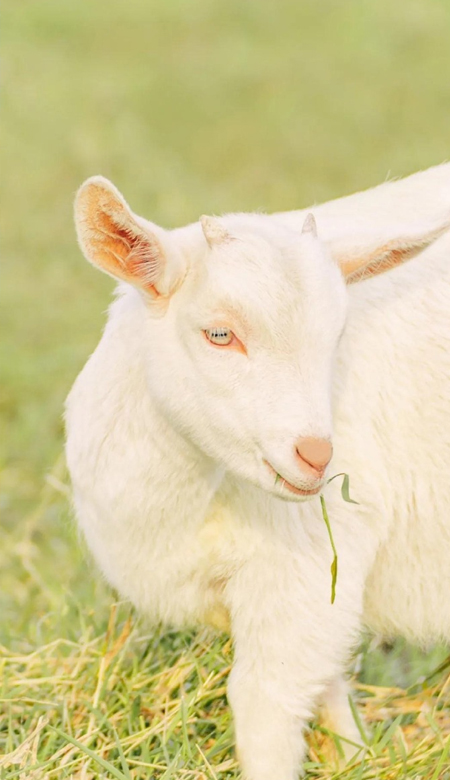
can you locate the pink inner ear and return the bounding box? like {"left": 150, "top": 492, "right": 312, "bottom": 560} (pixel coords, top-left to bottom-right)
{"left": 91, "top": 208, "right": 163, "bottom": 294}
{"left": 344, "top": 244, "right": 422, "bottom": 284}
{"left": 341, "top": 220, "right": 450, "bottom": 284}
{"left": 117, "top": 224, "right": 159, "bottom": 283}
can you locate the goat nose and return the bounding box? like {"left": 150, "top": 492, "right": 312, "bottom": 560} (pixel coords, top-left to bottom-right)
{"left": 295, "top": 437, "right": 332, "bottom": 477}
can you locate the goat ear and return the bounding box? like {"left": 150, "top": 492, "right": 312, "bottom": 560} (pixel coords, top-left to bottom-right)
{"left": 75, "top": 176, "right": 177, "bottom": 299}
{"left": 336, "top": 221, "right": 450, "bottom": 285}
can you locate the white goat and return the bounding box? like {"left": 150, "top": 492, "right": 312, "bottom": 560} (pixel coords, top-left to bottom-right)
{"left": 65, "top": 163, "right": 450, "bottom": 780}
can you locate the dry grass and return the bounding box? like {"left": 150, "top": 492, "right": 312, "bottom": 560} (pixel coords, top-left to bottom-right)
{"left": 1, "top": 598, "right": 450, "bottom": 779}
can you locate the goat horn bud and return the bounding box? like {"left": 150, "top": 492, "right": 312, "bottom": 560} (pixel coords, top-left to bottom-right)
{"left": 302, "top": 212, "right": 318, "bottom": 237}
{"left": 200, "top": 215, "right": 232, "bottom": 248}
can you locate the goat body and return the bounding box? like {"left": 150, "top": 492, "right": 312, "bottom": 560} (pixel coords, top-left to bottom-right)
{"left": 66, "top": 163, "right": 450, "bottom": 780}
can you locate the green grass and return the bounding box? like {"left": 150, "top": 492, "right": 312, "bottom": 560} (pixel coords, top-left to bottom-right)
{"left": 2, "top": 0, "right": 450, "bottom": 776}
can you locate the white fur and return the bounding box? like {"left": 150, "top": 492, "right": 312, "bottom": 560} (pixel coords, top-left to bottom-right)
{"left": 66, "top": 163, "right": 450, "bottom": 780}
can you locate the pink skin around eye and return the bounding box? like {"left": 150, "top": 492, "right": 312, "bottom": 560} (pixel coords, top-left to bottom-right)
{"left": 203, "top": 330, "right": 247, "bottom": 355}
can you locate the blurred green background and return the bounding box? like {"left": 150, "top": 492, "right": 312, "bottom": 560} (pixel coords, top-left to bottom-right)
{"left": 2, "top": 0, "right": 450, "bottom": 667}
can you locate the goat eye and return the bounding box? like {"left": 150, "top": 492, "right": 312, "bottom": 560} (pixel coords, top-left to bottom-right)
{"left": 205, "top": 328, "right": 233, "bottom": 346}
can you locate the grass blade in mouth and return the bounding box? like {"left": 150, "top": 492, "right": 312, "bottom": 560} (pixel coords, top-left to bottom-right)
{"left": 274, "top": 469, "right": 357, "bottom": 604}
{"left": 327, "top": 471, "right": 359, "bottom": 504}
{"left": 321, "top": 473, "right": 358, "bottom": 604}
{"left": 320, "top": 493, "right": 338, "bottom": 604}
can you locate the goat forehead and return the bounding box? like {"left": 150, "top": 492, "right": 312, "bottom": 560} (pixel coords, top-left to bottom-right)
{"left": 183, "top": 269, "right": 341, "bottom": 357}
{"left": 193, "top": 264, "right": 302, "bottom": 327}
{"left": 212, "top": 239, "right": 337, "bottom": 304}
{"left": 203, "top": 238, "right": 303, "bottom": 298}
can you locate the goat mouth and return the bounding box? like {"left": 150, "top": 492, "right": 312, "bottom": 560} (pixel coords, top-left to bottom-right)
{"left": 264, "top": 461, "right": 323, "bottom": 497}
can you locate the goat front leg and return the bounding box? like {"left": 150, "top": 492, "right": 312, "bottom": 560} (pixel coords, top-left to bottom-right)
{"left": 319, "top": 675, "right": 363, "bottom": 764}
{"left": 225, "top": 552, "right": 364, "bottom": 780}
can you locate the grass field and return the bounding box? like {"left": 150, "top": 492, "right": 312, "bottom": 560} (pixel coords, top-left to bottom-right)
{"left": 2, "top": 0, "right": 450, "bottom": 777}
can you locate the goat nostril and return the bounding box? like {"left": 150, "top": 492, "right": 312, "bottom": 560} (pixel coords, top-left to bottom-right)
{"left": 295, "top": 437, "right": 332, "bottom": 476}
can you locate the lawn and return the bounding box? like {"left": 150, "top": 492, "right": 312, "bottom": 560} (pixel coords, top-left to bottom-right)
{"left": 1, "top": 0, "right": 450, "bottom": 777}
